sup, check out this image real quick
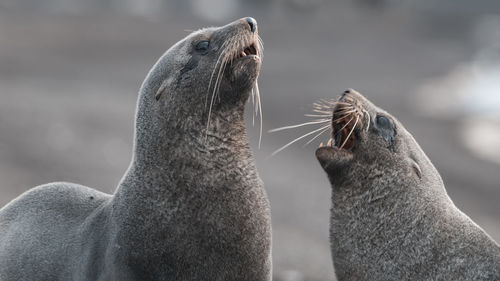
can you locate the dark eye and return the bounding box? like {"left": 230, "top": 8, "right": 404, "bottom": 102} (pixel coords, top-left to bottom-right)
{"left": 376, "top": 115, "right": 391, "bottom": 129}
{"left": 194, "top": 41, "right": 209, "bottom": 53}
{"left": 375, "top": 115, "right": 395, "bottom": 147}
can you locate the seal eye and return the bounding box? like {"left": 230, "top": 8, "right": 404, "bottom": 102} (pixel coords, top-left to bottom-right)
{"left": 194, "top": 41, "right": 210, "bottom": 53}
{"left": 376, "top": 115, "right": 391, "bottom": 129}
{"left": 375, "top": 115, "right": 395, "bottom": 147}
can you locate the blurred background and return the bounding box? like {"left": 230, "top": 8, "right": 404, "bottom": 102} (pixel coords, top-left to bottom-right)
{"left": 1, "top": 0, "right": 500, "bottom": 280}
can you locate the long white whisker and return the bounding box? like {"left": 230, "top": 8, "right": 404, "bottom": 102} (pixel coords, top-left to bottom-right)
{"left": 310, "top": 118, "right": 330, "bottom": 122}
{"left": 268, "top": 120, "right": 330, "bottom": 133}
{"left": 328, "top": 101, "right": 351, "bottom": 106}
{"left": 305, "top": 114, "right": 332, "bottom": 118}
{"left": 214, "top": 56, "right": 229, "bottom": 102}
{"left": 206, "top": 41, "right": 233, "bottom": 138}
{"left": 332, "top": 108, "right": 356, "bottom": 115}
{"left": 255, "top": 82, "right": 263, "bottom": 148}
{"left": 363, "top": 109, "right": 371, "bottom": 132}
{"left": 335, "top": 117, "right": 354, "bottom": 135}
{"left": 206, "top": 40, "right": 230, "bottom": 108}
{"left": 251, "top": 88, "right": 255, "bottom": 126}
{"left": 340, "top": 116, "right": 359, "bottom": 149}
{"left": 271, "top": 124, "right": 330, "bottom": 156}
{"left": 303, "top": 126, "right": 330, "bottom": 147}
{"left": 313, "top": 109, "right": 334, "bottom": 114}
{"left": 333, "top": 113, "right": 354, "bottom": 123}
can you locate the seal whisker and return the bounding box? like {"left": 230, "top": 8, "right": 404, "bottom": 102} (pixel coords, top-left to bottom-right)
{"left": 271, "top": 124, "right": 331, "bottom": 156}
{"left": 310, "top": 118, "right": 331, "bottom": 122}
{"left": 214, "top": 55, "right": 230, "bottom": 101}
{"left": 257, "top": 35, "right": 264, "bottom": 52}
{"left": 343, "top": 95, "right": 356, "bottom": 103}
{"left": 333, "top": 108, "right": 356, "bottom": 115}
{"left": 305, "top": 114, "right": 332, "bottom": 118}
{"left": 302, "top": 126, "right": 330, "bottom": 147}
{"left": 335, "top": 116, "right": 354, "bottom": 132}
{"left": 251, "top": 88, "right": 256, "bottom": 126}
{"left": 339, "top": 116, "right": 359, "bottom": 149}
{"left": 363, "top": 109, "right": 371, "bottom": 132}
{"left": 206, "top": 40, "right": 231, "bottom": 108}
{"left": 333, "top": 113, "right": 355, "bottom": 123}
{"left": 314, "top": 100, "right": 352, "bottom": 110}
{"left": 269, "top": 120, "right": 330, "bottom": 133}
{"left": 206, "top": 41, "right": 233, "bottom": 138}
{"left": 313, "top": 103, "right": 336, "bottom": 110}
{"left": 314, "top": 109, "right": 335, "bottom": 114}
{"left": 255, "top": 82, "right": 263, "bottom": 148}
{"left": 328, "top": 100, "right": 351, "bottom": 106}
{"left": 333, "top": 110, "right": 357, "bottom": 119}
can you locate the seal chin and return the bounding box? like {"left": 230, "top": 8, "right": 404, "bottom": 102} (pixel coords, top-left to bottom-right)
{"left": 228, "top": 40, "right": 261, "bottom": 91}
{"left": 315, "top": 146, "right": 354, "bottom": 172}
{"left": 230, "top": 55, "right": 261, "bottom": 90}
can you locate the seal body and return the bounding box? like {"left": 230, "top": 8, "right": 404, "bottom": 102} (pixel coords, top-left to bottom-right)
{"left": 0, "top": 18, "right": 271, "bottom": 281}
{"left": 315, "top": 90, "right": 500, "bottom": 281}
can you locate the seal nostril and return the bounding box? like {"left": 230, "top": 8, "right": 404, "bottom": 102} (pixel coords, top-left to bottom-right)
{"left": 245, "top": 17, "right": 257, "bottom": 33}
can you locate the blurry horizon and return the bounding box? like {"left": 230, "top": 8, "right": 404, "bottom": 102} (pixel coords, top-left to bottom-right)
{"left": 1, "top": 1, "right": 500, "bottom": 280}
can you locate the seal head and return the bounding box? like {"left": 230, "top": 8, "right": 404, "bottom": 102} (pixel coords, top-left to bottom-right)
{"left": 145, "top": 17, "right": 263, "bottom": 134}
{"left": 315, "top": 89, "right": 500, "bottom": 280}
{"left": 316, "top": 89, "right": 433, "bottom": 193}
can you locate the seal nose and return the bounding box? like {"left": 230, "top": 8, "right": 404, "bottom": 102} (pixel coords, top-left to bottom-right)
{"left": 245, "top": 17, "right": 257, "bottom": 33}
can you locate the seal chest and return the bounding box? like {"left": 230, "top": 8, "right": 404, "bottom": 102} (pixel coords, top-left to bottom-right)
{"left": 315, "top": 89, "right": 500, "bottom": 281}
{"left": 0, "top": 17, "right": 271, "bottom": 281}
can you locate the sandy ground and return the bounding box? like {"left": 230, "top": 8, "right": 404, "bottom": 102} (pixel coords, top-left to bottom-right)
{"left": 1, "top": 1, "right": 499, "bottom": 280}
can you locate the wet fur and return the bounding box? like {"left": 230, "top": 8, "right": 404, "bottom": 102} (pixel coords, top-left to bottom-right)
{"left": 0, "top": 19, "right": 271, "bottom": 281}
{"left": 316, "top": 90, "right": 500, "bottom": 281}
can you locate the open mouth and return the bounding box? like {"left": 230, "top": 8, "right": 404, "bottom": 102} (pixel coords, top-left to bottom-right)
{"left": 326, "top": 100, "right": 359, "bottom": 151}
{"left": 237, "top": 42, "right": 258, "bottom": 58}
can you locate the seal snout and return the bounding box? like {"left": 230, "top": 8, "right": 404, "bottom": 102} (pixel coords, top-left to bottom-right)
{"left": 326, "top": 91, "right": 364, "bottom": 151}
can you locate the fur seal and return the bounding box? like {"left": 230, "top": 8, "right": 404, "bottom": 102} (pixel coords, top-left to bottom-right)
{"left": 315, "top": 89, "right": 500, "bottom": 280}
{"left": 0, "top": 17, "right": 271, "bottom": 281}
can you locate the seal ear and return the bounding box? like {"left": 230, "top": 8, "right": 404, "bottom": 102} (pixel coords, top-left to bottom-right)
{"left": 315, "top": 147, "right": 353, "bottom": 174}
{"left": 409, "top": 155, "right": 422, "bottom": 179}
{"left": 155, "top": 79, "right": 169, "bottom": 101}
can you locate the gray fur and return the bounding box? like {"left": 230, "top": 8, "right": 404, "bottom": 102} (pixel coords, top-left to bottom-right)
{"left": 0, "top": 18, "right": 271, "bottom": 281}
{"left": 316, "top": 90, "right": 500, "bottom": 281}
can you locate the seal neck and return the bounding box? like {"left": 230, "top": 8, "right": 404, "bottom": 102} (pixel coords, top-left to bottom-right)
{"left": 111, "top": 79, "right": 261, "bottom": 221}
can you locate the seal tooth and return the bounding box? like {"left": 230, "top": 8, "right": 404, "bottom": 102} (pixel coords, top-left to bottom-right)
{"left": 319, "top": 142, "right": 324, "bottom": 148}
{"left": 327, "top": 138, "right": 333, "bottom": 147}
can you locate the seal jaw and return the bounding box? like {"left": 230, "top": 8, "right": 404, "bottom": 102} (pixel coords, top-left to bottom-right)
{"left": 316, "top": 146, "right": 354, "bottom": 172}
{"left": 224, "top": 38, "right": 262, "bottom": 95}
